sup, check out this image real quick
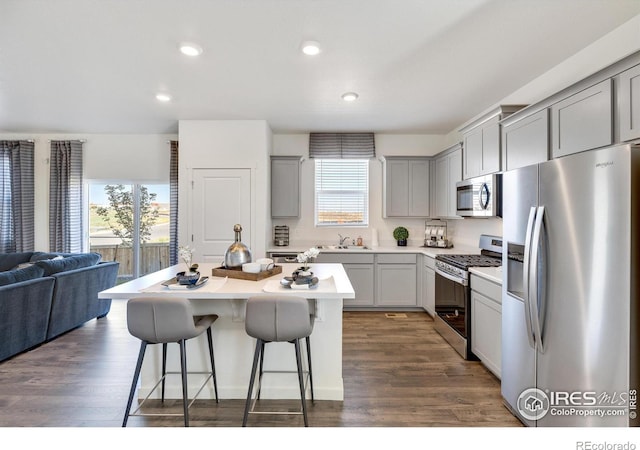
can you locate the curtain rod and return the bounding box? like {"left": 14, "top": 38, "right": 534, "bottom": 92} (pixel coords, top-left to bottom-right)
{"left": 47, "top": 139, "right": 86, "bottom": 143}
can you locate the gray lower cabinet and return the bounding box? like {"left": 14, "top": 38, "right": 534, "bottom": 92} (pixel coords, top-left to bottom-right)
{"left": 550, "top": 79, "right": 613, "bottom": 158}
{"left": 314, "top": 251, "right": 419, "bottom": 308}
{"left": 270, "top": 156, "right": 301, "bottom": 218}
{"left": 422, "top": 255, "right": 435, "bottom": 316}
{"left": 617, "top": 63, "right": 640, "bottom": 142}
{"left": 315, "top": 253, "right": 375, "bottom": 307}
{"left": 470, "top": 274, "right": 502, "bottom": 379}
{"left": 375, "top": 253, "right": 417, "bottom": 306}
{"left": 502, "top": 109, "right": 549, "bottom": 171}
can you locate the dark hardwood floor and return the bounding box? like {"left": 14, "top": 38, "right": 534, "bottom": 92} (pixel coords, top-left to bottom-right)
{"left": 0, "top": 300, "right": 521, "bottom": 428}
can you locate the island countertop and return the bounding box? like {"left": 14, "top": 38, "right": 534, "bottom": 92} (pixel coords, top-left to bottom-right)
{"left": 99, "top": 262, "right": 355, "bottom": 300}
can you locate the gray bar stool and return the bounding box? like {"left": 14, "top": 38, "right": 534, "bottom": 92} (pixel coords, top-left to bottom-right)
{"left": 242, "top": 295, "right": 315, "bottom": 427}
{"left": 122, "top": 296, "right": 219, "bottom": 427}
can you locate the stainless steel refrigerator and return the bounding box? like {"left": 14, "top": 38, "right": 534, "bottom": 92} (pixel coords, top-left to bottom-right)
{"left": 501, "top": 143, "right": 640, "bottom": 427}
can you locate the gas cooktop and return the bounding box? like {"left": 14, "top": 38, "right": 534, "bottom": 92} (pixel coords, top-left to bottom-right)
{"left": 435, "top": 252, "right": 502, "bottom": 270}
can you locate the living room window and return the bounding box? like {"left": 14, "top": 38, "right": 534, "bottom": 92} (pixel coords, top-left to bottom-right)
{"left": 314, "top": 159, "right": 369, "bottom": 227}
{"left": 88, "top": 183, "right": 170, "bottom": 282}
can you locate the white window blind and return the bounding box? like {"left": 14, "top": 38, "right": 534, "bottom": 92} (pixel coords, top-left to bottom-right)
{"left": 315, "top": 159, "right": 368, "bottom": 227}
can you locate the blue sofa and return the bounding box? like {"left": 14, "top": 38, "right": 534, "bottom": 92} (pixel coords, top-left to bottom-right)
{"left": 0, "top": 252, "right": 119, "bottom": 362}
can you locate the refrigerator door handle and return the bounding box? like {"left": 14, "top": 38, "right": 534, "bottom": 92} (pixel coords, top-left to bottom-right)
{"left": 529, "top": 206, "right": 546, "bottom": 353}
{"left": 522, "top": 206, "right": 537, "bottom": 349}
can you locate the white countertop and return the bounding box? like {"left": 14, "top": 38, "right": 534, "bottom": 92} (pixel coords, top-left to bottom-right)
{"left": 469, "top": 266, "right": 503, "bottom": 285}
{"left": 268, "top": 243, "right": 481, "bottom": 259}
{"left": 99, "top": 263, "right": 355, "bottom": 300}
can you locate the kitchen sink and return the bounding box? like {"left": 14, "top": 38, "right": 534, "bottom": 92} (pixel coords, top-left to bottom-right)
{"left": 316, "top": 245, "right": 370, "bottom": 250}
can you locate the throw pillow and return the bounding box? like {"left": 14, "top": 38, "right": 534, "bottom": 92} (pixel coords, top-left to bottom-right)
{"left": 0, "top": 252, "right": 34, "bottom": 272}
{"left": 35, "top": 253, "right": 101, "bottom": 276}
{"left": 0, "top": 264, "right": 45, "bottom": 287}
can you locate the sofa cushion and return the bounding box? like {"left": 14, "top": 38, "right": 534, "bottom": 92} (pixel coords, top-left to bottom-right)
{"left": 0, "top": 252, "right": 34, "bottom": 272}
{"left": 35, "top": 253, "right": 101, "bottom": 276}
{"left": 29, "top": 252, "right": 72, "bottom": 262}
{"left": 0, "top": 264, "right": 45, "bottom": 286}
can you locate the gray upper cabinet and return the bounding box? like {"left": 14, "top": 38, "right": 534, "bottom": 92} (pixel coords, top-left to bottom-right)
{"left": 270, "top": 156, "right": 301, "bottom": 218}
{"left": 460, "top": 106, "right": 525, "bottom": 179}
{"left": 501, "top": 109, "right": 549, "bottom": 171}
{"left": 383, "top": 157, "right": 430, "bottom": 218}
{"left": 550, "top": 79, "right": 613, "bottom": 158}
{"left": 434, "top": 145, "right": 462, "bottom": 219}
{"left": 617, "top": 63, "right": 640, "bottom": 142}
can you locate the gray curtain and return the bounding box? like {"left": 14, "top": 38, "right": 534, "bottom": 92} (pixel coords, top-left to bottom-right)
{"left": 169, "top": 141, "right": 179, "bottom": 265}
{"left": 0, "top": 140, "right": 35, "bottom": 252}
{"left": 309, "top": 133, "right": 376, "bottom": 159}
{"left": 49, "top": 140, "right": 83, "bottom": 253}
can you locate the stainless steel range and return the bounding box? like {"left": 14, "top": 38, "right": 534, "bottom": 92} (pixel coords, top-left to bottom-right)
{"left": 433, "top": 234, "right": 502, "bottom": 360}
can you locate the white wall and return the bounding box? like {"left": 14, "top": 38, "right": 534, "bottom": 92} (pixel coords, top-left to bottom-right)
{"left": 443, "top": 13, "right": 640, "bottom": 148}
{"left": 0, "top": 132, "right": 175, "bottom": 251}
{"left": 177, "top": 120, "right": 272, "bottom": 259}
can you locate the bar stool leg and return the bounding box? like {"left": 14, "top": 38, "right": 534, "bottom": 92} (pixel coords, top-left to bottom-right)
{"left": 257, "top": 340, "right": 265, "bottom": 400}
{"left": 123, "top": 341, "right": 147, "bottom": 427}
{"left": 161, "top": 343, "right": 167, "bottom": 402}
{"left": 305, "top": 336, "right": 314, "bottom": 402}
{"left": 243, "top": 338, "right": 263, "bottom": 427}
{"left": 206, "top": 327, "right": 219, "bottom": 403}
{"left": 179, "top": 339, "right": 189, "bottom": 427}
{"left": 294, "top": 339, "right": 309, "bottom": 427}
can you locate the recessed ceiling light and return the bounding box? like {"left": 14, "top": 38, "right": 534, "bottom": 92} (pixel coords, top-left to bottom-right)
{"left": 301, "top": 41, "right": 321, "bottom": 56}
{"left": 179, "top": 42, "right": 203, "bottom": 56}
{"left": 155, "top": 93, "right": 172, "bottom": 102}
{"left": 341, "top": 92, "right": 359, "bottom": 102}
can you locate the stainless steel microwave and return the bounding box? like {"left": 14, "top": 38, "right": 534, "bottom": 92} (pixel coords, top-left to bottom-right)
{"left": 455, "top": 174, "right": 502, "bottom": 217}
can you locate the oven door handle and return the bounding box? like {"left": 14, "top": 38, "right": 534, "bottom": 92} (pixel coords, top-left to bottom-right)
{"left": 434, "top": 266, "right": 468, "bottom": 287}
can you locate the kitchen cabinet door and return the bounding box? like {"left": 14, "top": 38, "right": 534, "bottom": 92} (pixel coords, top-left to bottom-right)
{"left": 271, "top": 156, "right": 301, "bottom": 218}
{"left": 376, "top": 263, "right": 417, "bottom": 306}
{"left": 463, "top": 116, "right": 501, "bottom": 179}
{"left": 383, "top": 157, "right": 430, "bottom": 218}
{"left": 434, "top": 147, "right": 461, "bottom": 219}
{"left": 551, "top": 79, "right": 613, "bottom": 158}
{"left": 315, "top": 252, "right": 375, "bottom": 308}
{"left": 343, "top": 264, "right": 375, "bottom": 307}
{"left": 617, "top": 63, "right": 640, "bottom": 142}
{"left": 383, "top": 159, "right": 409, "bottom": 217}
{"left": 463, "top": 126, "right": 483, "bottom": 179}
{"left": 481, "top": 117, "right": 501, "bottom": 175}
{"left": 434, "top": 155, "right": 449, "bottom": 218}
{"left": 447, "top": 149, "right": 462, "bottom": 218}
{"left": 408, "top": 159, "right": 430, "bottom": 216}
{"left": 470, "top": 274, "right": 502, "bottom": 379}
{"left": 471, "top": 290, "right": 501, "bottom": 379}
{"left": 502, "top": 109, "right": 549, "bottom": 171}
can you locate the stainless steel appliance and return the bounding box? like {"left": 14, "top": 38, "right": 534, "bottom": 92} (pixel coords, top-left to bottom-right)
{"left": 502, "top": 143, "right": 640, "bottom": 427}
{"left": 456, "top": 174, "right": 502, "bottom": 217}
{"left": 434, "top": 234, "right": 502, "bottom": 359}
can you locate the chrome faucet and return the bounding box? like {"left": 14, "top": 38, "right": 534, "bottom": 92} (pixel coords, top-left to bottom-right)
{"left": 338, "top": 234, "right": 351, "bottom": 246}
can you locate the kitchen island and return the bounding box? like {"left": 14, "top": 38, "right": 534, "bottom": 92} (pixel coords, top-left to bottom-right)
{"left": 99, "top": 263, "right": 354, "bottom": 401}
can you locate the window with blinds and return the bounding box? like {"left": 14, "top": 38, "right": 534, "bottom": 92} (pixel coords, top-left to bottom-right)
{"left": 315, "top": 159, "right": 369, "bottom": 227}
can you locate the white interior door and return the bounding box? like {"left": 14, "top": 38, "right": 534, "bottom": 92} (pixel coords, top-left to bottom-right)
{"left": 191, "top": 168, "right": 251, "bottom": 264}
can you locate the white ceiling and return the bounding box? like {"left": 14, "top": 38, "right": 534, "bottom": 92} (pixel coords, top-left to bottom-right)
{"left": 1, "top": 0, "right": 639, "bottom": 135}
